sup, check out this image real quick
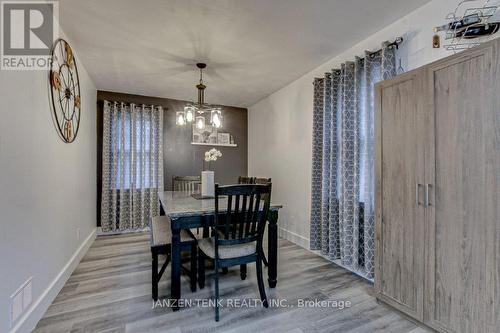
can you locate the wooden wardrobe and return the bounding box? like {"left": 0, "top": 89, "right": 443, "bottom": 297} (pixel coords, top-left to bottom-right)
{"left": 375, "top": 37, "right": 499, "bottom": 333}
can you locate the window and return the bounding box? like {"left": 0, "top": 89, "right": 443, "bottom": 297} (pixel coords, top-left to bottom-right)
{"left": 108, "top": 106, "right": 159, "bottom": 190}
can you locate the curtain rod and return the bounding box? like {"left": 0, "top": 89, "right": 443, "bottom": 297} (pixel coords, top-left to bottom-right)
{"left": 103, "top": 100, "right": 168, "bottom": 110}
{"left": 313, "top": 36, "right": 404, "bottom": 81}
{"left": 386, "top": 36, "right": 404, "bottom": 49}
{"left": 366, "top": 36, "right": 404, "bottom": 56}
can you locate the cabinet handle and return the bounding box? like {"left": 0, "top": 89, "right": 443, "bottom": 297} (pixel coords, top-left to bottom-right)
{"left": 416, "top": 183, "right": 422, "bottom": 206}
{"left": 425, "top": 184, "right": 432, "bottom": 206}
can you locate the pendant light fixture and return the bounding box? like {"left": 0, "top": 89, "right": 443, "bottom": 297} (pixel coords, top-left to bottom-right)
{"left": 175, "top": 111, "right": 186, "bottom": 126}
{"left": 176, "top": 63, "right": 223, "bottom": 130}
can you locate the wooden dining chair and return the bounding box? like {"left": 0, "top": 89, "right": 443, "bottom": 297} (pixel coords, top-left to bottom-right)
{"left": 173, "top": 175, "right": 204, "bottom": 235}
{"left": 198, "top": 183, "right": 272, "bottom": 321}
{"left": 173, "top": 175, "right": 201, "bottom": 193}
{"left": 254, "top": 177, "right": 271, "bottom": 185}
{"left": 237, "top": 176, "right": 255, "bottom": 184}
{"left": 150, "top": 216, "right": 197, "bottom": 300}
{"left": 227, "top": 176, "right": 269, "bottom": 269}
{"left": 243, "top": 177, "right": 271, "bottom": 266}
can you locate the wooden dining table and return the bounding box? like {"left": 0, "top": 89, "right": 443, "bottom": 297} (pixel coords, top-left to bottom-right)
{"left": 159, "top": 191, "right": 282, "bottom": 311}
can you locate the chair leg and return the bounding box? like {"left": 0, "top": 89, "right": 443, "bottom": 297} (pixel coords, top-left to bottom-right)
{"left": 215, "top": 260, "right": 220, "bottom": 322}
{"left": 198, "top": 251, "right": 205, "bottom": 289}
{"left": 152, "top": 251, "right": 158, "bottom": 301}
{"left": 256, "top": 257, "right": 268, "bottom": 308}
{"left": 261, "top": 247, "right": 269, "bottom": 267}
{"left": 262, "top": 224, "right": 269, "bottom": 267}
{"left": 240, "top": 264, "right": 247, "bottom": 280}
{"left": 190, "top": 243, "right": 197, "bottom": 292}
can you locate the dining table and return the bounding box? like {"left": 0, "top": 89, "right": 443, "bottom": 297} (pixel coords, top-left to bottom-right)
{"left": 159, "top": 190, "right": 282, "bottom": 311}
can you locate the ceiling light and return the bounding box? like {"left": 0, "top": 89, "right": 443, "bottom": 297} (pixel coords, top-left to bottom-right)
{"left": 177, "top": 63, "right": 223, "bottom": 130}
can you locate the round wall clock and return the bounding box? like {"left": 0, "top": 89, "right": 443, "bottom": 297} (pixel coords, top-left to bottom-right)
{"left": 49, "top": 38, "right": 81, "bottom": 143}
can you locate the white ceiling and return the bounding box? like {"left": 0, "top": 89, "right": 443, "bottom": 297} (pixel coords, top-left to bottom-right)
{"left": 59, "top": 0, "right": 429, "bottom": 107}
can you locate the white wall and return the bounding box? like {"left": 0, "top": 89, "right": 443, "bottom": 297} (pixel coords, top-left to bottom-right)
{"left": 0, "top": 31, "right": 97, "bottom": 332}
{"left": 248, "top": 0, "right": 466, "bottom": 248}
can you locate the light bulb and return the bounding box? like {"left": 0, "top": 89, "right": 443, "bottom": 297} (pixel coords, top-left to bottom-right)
{"left": 176, "top": 111, "right": 186, "bottom": 126}
{"left": 212, "top": 114, "right": 221, "bottom": 128}
{"left": 185, "top": 106, "right": 194, "bottom": 122}
{"left": 196, "top": 116, "right": 205, "bottom": 130}
{"left": 210, "top": 109, "right": 222, "bottom": 128}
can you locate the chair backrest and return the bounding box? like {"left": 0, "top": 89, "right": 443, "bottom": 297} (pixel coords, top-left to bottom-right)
{"left": 238, "top": 176, "right": 271, "bottom": 185}
{"left": 254, "top": 177, "right": 271, "bottom": 185}
{"left": 237, "top": 176, "right": 255, "bottom": 184}
{"left": 214, "top": 183, "right": 272, "bottom": 252}
{"left": 172, "top": 176, "right": 201, "bottom": 193}
{"left": 253, "top": 178, "right": 272, "bottom": 201}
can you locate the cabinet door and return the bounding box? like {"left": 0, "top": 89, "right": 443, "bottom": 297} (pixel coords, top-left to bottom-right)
{"left": 424, "top": 42, "right": 499, "bottom": 333}
{"left": 375, "top": 71, "right": 426, "bottom": 320}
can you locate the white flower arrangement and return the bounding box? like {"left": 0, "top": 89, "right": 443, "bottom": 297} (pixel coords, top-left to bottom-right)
{"left": 204, "top": 148, "right": 222, "bottom": 162}
{"left": 203, "top": 148, "right": 222, "bottom": 170}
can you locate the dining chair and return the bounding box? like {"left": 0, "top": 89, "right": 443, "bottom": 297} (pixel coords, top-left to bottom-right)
{"left": 198, "top": 183, "right": 272, "bottom": 321}
{"left": 254, "top": 177, "right": 271, "bottom": 185}
{"left": 241, "top": 177, "right": 271, "bottom": 267}
{"left": 173, "top": 175, "right": 205, "bottom": 236}
{"left": 150, "top": 216, "right": 198, "bottom": 300}
{"left": 237, "top": 176, "right": 255, "bottom": 184}
{"left": 173, "top": 175, "right": 201, "bottom": 193}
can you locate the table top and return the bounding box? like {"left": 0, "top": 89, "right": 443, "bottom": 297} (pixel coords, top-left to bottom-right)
{"left": 159, "top": 191, "right": 282, "bottom": 218}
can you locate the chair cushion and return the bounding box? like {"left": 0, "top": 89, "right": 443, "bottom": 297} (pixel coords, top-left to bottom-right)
{"left": 198, "top": 237, "right": 256, "bottom": 259}
{"left": 150, "top": 216, "right": 195, "bottom": 247}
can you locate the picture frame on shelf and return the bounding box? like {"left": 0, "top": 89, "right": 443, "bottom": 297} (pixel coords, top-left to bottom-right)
{"left": 192, "top": 124, "right": 217, "bottom": 144}
{"left": 208, "top": 131, "right": 218, "bottom": 143}
{"left": 217, "top": 132, "right": 230, "bottom": 145}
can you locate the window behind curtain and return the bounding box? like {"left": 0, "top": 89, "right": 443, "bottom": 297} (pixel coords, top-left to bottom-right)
{"left": 101, "top": 101, "right": 163, "bottom": 232}
{"left": 112, "top": 110, "right": 156, "bottom": 189}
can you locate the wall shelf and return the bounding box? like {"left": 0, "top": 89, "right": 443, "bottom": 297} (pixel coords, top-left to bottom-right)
{"left": 191, "top": 142, "right": 237, "bottom": 147}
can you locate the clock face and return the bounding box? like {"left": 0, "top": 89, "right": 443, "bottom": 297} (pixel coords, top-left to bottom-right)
{"left": 49, "top": 39, "right": 81, "bottom": 143}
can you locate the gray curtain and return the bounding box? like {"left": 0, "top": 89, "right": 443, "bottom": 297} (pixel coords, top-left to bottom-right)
{"left": 310, "top": 42, "right": 396, "bottom": 279}
{"left": 101, "top": 101, "right": 164, "bottom": 232}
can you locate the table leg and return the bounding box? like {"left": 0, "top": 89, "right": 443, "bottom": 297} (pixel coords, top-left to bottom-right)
{"left": 268, "top": 210, "right": 278, "bottom": 288}
{"left": 171, "top": 222, "right": 181, "bottom": 311}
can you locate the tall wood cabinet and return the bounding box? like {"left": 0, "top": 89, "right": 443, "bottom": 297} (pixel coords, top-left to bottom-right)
{"left": 375, "top": 38, "right": 499, "bottom": 333}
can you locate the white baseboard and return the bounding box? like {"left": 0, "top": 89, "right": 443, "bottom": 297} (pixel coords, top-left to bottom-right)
{"left": 278, "top": 226, "right": 310, "bottom": 249}
{"left": 10, "top": 228, "right": 97, "bottom": 333}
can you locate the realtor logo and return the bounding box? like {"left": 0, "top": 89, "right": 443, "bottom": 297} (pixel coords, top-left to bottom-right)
{"left": 1, "top": 1, "right": 58, "bottom": 70}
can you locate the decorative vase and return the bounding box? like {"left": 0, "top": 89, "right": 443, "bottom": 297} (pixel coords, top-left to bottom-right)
{"left": 201, "top": 170, "right": 215, "bottom": 197}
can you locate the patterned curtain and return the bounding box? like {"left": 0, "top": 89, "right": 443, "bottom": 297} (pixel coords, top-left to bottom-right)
{"left": 101, "top": 101, "right": 164, "bottom": 232}
{"left": 310, "top": 42, "right": 396, "bottom": 279}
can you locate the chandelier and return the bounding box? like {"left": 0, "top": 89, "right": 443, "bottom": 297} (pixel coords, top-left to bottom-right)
{"left": 176, "top": 63, "right": 222, "bottom": 130}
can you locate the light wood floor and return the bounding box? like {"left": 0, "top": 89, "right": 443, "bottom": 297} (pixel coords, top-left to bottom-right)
{"left": 35, "top": 233, "right": 431, "bottom": 333}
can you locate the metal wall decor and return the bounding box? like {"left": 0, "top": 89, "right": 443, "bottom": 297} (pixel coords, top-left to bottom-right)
{"left": 434, "top": 0, "right": 499, "bottom": 52}
{"left": 49, "top": 38, "right": 81, "bottom": 143}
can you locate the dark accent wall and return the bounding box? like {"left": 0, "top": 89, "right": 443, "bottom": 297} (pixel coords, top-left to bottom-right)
{"left": 96, "top": 90, "right": 248, "bottom": 226}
